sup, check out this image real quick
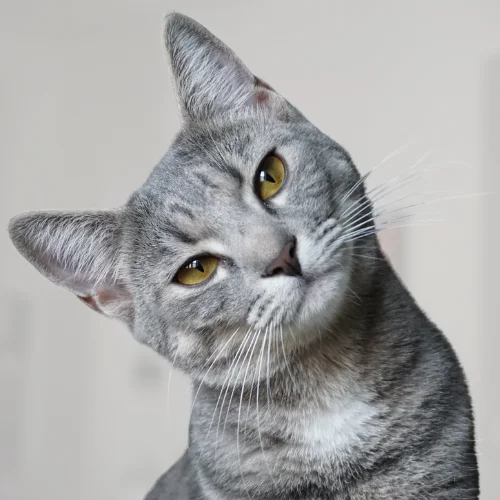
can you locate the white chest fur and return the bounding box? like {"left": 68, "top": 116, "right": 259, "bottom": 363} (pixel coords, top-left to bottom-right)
{"left": 292, "top": 397, "right": 378, "bottom": 458}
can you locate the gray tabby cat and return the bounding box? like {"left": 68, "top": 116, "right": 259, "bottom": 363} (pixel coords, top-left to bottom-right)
{"left": 8, "top": 13, "right": 479, "bottom": 500}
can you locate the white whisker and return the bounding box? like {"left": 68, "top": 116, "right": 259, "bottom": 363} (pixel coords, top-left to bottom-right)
{"left": 341, "top": 193, "right": 419, "bottom": 234}
{"left": 255, "top": 322, "right": 278, "bottom": 488}
{"left": 189, "top": 327, "right": 240, "bottom": 421}
{"left": 280, "top": 323, "right": 295, "bottom": 385}
{"left": 236, "top": 328, "right": 261, "bottom": 500}
{"left": 221, "top": 327, "right": 260, "bottom": 444}
{"left": 193, "top": 327, "right": 252, "bottom": 472}
{"left": 337, "top": 142, "right": 414, "bottom": 214}
{"left": 341, "top": 220, "right": 443, "bottom": 245}
{"left": 266, "top": 324, "right": 272, "bottom": 406}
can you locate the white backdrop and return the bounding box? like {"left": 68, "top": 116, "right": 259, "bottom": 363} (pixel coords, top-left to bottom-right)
{"left": 1, "top": 1, "right": 498, "bottom": 498}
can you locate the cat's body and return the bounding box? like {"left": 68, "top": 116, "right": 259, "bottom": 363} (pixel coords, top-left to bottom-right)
{"left": 146, "top": 259, "right": 477, "bottom": 500}
{"left": 9, "top": 13, "right": 479, "bottom": 500}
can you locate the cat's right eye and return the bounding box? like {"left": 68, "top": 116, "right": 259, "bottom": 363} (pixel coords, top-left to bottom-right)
{"left": 255, "top": 155, "right": 286, "bottom": 201}
{"left": 175, "top": 255, "right": 219, "bottom": 286}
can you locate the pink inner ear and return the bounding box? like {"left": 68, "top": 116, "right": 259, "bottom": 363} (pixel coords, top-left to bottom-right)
{"left": 76, "top": 285, "right": 133, "bottom": 321}
{"left": 256, "top": 90, "right": 269, "bottom": 105}
{"left": 254, "top": 76, "right": 273, "bottom": 105}
{"left": 78, "top": 295, "right": 101, "bottom": 313}
{"left": 77, "top": 289, "right": 122, "bottom": 314}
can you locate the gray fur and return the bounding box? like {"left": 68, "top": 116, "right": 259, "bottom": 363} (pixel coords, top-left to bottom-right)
{"left": 8, "top": 13, "right": 478, "bottom": 500}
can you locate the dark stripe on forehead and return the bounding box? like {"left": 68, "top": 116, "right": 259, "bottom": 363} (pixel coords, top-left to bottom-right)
{"left": 196, "top": 162, "right": 244, "bottom": 190}
{"left": 164, "top": 223, "right": 197, "bottom": 245}
{"left": 223, "top": 164, "right": 244, "bottom": 186}
{"left": 128, "top": 194, "right": 197, "bottom": 245}
{"left": 169, "top": 202, "right": 195, "bottom": 220}
{"left": 185, "top": 126, "right": 247, "bottom": 183}
{"left": 197, "top": 172, "right": 221, "bottom": 190}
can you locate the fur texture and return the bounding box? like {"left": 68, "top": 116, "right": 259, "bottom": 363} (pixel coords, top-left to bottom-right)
{"left": 8, "top": 13, "right": 479, "bottom": 500}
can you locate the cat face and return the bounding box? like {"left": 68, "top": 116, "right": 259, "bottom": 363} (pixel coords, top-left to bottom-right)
{"left": 9, "top": 14, "right": 373, "bottom": 384}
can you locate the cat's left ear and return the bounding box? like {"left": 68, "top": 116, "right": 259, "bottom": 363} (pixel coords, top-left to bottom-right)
{"left": 8, "top": 210, "right": 134, "bottom": 323}
{"left": 164, "top": 13, "right": 284, "bottom": 122}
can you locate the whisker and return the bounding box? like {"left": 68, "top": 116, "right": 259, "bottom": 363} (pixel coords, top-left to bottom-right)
{"left": 215, "top": 328, "right": 254, "bottom": 449}
{"left": 244, "top": 344, "right": 260, "bottom": 436}
{"left": 350, "top": 252, "right": 386, "bottom": 262}
{"left": 288, "top": 318, "right": 299, "bottom": 345}
{"left": 342, "top": 142, "right": 414, "bottom": 205}
{"left": 221, "top": 328, "right": 261, "bottom": 445}
{"left": 266, "top": 323, "right": 272, "bottom": 406}
{"left": 337, "top": 170, "right": 372, "bottom": 208}
{"left": 346, "top": 285, "right": 362, "bottom": 306}
{"left": 189, "top": 327, "right": 240, "bottom": 422}
{"left": 336, "top": 170, "right": 422, "bottom": 230}
{"left": 331, "top": 143, "right": 414, "bottom": 221}
{"left": 359, "top": 214, "right": 442, "bottom": 237}
{"left": 236, "top": 328, "right": 261, "bottom": 500}
{"left": 341, "top": 220, "right": 443, "bottom": 245}
{"left": 342, "top": 214, "right": 423, "bottom": 241}
{"left": 366, "top": 151, "right": 430, "bottom": 197}
{"left": 255, "top": 322, "right": 278, "bottom": 488}
{"left": 341, "top": 193, "right": 419, "bottom": 234}
{"left": 363, "top": 149, "right": 431, "bottom": 201}
{"left": 365, "top": 168, "right": 422, "bottom": 201}
{"left": 343, "top": 189, "right": 492, "bottom": 242}
{"left": 343, "top": 186, "right": 492, "bottom": 244}
{"left": 341, "top": 205, "right": 422, "bottom": 238}
{"left": 341, "top": 216, "right": 410, "bottom": 241}
{"left": 200, "top": 330, "right": 252, "bottom": 466}
{"left": 280, "top": 323, "right": 295, "bottom": 385}
{"left": 367, "top": 171, "right": 423, "bottom": 207}
{"left": 193, "top": 327, "right": 253, "bottom": 472}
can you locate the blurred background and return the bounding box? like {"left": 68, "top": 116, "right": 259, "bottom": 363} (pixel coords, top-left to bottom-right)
{"left": 1, "top": 1, "right": 498, "bottom": 498}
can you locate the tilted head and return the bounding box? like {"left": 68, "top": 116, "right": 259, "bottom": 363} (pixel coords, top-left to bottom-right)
{"left": 8, "top": 13, "right": 376, "bottom": 385}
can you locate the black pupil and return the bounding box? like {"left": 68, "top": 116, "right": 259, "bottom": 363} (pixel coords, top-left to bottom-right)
{"left": 188, "top": 260, "right": 205, "bottom": 273}
{"left": 259, "top": 170, "right": 276, "bottom": 183}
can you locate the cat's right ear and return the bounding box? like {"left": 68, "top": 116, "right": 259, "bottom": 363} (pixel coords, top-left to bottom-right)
{"left": 8, "top": 210, "right": 133, "bottom": 323}
{"left": 164, "top": 13, "right": 284, "bottom": 122}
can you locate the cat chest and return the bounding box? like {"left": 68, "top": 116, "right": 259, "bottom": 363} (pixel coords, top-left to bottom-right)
{"left": 288, "top": 399, "right": 378, "bottom": 459}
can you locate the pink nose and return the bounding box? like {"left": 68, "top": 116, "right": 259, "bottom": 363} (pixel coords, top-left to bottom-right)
{"left": 264, "top": 238, "right": 302, "bottom": 277}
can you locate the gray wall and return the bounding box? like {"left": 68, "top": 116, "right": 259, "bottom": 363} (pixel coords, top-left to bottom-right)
{"left": 1, "top": 1, "right": 498, "bottom": 498}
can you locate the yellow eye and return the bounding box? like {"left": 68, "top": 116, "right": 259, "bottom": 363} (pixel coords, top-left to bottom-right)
{"left": 175, "top": 255, "right": 218, "bottom": 286}
{"left": 255, "top": 155, "right": 285, "bottom": 201}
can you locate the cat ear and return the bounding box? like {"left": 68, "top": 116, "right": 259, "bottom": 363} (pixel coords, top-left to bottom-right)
{"left": 164, "top": 13, "right": 282, "bottom": 121}
{"left": 8, "top": 210, "right": 133, "bottom": 322}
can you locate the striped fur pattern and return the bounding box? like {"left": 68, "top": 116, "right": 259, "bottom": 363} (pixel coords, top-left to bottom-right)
{"left": 9, "top": 13, "right": 479, "bottom": 500}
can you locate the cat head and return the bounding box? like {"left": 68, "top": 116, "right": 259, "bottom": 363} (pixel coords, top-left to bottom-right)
{"left": 9, "top": 14, "right": 375, "bottom": 384}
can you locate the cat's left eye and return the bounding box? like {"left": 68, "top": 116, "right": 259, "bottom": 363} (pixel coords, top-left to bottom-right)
{"left": 255, "top": 155, "right": 286, "bottom": 201}
{"left": 175, "top": 255, "right": 219, "bottom": 286}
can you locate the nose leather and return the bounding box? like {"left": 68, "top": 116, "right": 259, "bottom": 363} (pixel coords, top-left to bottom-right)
{"left": 264, "top": 238, "right": 302, "bottom": 277}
